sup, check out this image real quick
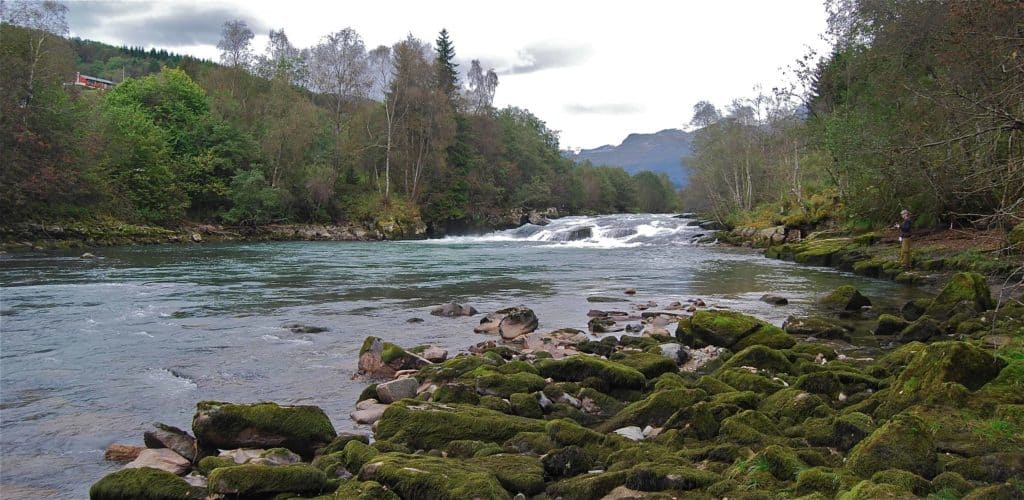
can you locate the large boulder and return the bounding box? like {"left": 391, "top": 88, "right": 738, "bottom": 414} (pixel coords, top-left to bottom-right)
{"left": 207, "top": 464, "right": 328, "bottom": 497}
{"left": 375, "top": 401, "right": 546, "bottom": 450}
{"left": 498, "top": 306, "right": 539, "bottom": 340}
{"left": 846, "top": 414, "right": 937, "bottom": 479}
{"left": 359, "top": 453, "right": 514, "bottom": 499}
{"left": 192, "top": 401, "right": 336, "bottom": 460}
{"left": 925, "top": 272, "right": 995, "bottom": 319}
{"left": 819, "top": 285, "right": 871, "bottom": 311}
{"left": 683, "top": 310, "right": 795, "bottom": 350}
{"left": 535, "top": 355, "right": 646, "bottom": 390}
{"left": 144, "top": 423, "right": 198, "bottom": 463}
{"left": 357, "top": 336, "right": 430, "bottom": 379}
{"left": 375, "top": 377, "right": 419, "bottom": 404}
{"left": 124, "top": 448, "right": 191, "bottom": 476}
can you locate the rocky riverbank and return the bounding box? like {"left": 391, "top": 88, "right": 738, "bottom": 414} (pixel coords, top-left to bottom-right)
{"left": 90, "top": 272, "right": 1024, "bottom": 499}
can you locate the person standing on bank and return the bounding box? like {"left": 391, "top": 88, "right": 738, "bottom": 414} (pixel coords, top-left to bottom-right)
{"left": 895, "top": 209, "right": 913, "bottom": 268}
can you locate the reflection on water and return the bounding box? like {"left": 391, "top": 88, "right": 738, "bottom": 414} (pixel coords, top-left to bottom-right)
{"left": 0, "top": 214, "right": 927, "bottom": 497}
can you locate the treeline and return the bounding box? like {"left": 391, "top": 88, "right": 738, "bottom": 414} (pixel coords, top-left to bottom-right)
{"left": 683, "top": 0, "right": 1024, "bottom": 231}
{"left": 1, "top": 3, "right": 679, "bottom": 236}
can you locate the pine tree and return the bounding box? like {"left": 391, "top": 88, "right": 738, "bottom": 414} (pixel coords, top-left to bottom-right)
{"left": 434, "top": 28, "right": 458, "bottom": 101}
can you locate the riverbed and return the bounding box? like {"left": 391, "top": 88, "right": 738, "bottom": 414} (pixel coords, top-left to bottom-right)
{"left": 0, "top": 214, "right": 927, "bottom": 498}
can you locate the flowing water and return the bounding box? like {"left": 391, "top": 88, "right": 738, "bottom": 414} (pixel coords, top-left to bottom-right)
{"left": 0, "top": 214, "right": 927, "bottom": 497}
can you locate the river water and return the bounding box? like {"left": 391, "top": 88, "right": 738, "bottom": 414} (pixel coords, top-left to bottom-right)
{"left": 0, "top": 214, "right": 925, "bottom": 497}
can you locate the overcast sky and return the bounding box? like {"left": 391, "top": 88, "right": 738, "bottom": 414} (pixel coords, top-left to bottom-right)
{"left": 65, "top": 0, "right": 831, "bottom": 150}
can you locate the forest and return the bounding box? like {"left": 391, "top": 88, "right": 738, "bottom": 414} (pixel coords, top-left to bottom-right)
{"left": 682, "top": 0, "right": 1023, "bottom": 233}
{"left": 0, "top": 2, "right": 680, "bottom": 236}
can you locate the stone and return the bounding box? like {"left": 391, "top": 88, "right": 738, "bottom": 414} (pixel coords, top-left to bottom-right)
{"left": 613, "top": 426, "right": 645, "bottom": 441}
{"left": 81, "top": 252, "right": 96, "bottom": 259}
{"left": 925, "top": 272, "right": 995, "bottom": 319}
{"left": 474, "top": 312, "right": 503, "bottom": 334}
{"left": 896, "top": 316, "right": 942, "bottom": 343}
{"left": 220, "top": 448, "right": 265, "bottom": 464}
{"left": 783, "top": 316, "right": 848, "bottom": 339}
{"left": 846, "top": 414, "right": 937, "bottom": 479}
{"left": 375, "top": 400, "right": 546, "bottom": 450}
{"left": 658, "top": 343, "right": 687, "bottom": 364}
{"left": 124, "top": 448, "right": 191, "bottom": 476}
{"left": 376, "top": 377, "right": 419, "bottom": 404}
{"left": 874, "top": 314, "right": 910, "bottom": 336}
{"left": 430, "top": 302, "right": 478, "bottom": 317}
{"left": 761, "top": 294, "right": 789, "bottom": 305}
{"left": 208, "top": 464, "right": 327, "bottom": 496}
{"left": 104, "top": 443, "right": 144, "bottom": 462}
{"left": 421, "top": 346, "right": 448, "bottom": 363}
{"left": 498, "top": 306, "right": 539, "bottom": 339}
{"left": 249, "top": 447, "right": 301, "bottom": 466}
{"left": 680, "top": 346, "right": 728, "bottom": 372}
{"left": 357, "top": 336, "right": 430, "bottom": 379}
{"left": 820, "top": 285, "right": 871, "bottom": 311}
{"left": 143, "top": 422, "right": 197, "bottom": 463}
{"left": 182, "top": 473, "right": 207, "bottom": 488}
{"left": 351, "top": 401, "right": 390, "bottom": 425}
{"left": 190, "top": 232, "right": 201, "bottom": 242}
{"left": 90, "top": 467, "right": 196, "bottom": 500}
{"left": 625, "top": 288, "right": 637, "bottom": 295}
{"left": 192, "top": 401, "right": 336, "bottom": 460}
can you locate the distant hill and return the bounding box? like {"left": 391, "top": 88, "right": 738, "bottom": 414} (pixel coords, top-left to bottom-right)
{"left": 564, "top": 128, "right": 693, "bottom": 187}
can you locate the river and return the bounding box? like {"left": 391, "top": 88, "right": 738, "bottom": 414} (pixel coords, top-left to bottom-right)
{"left": 0, "top": 214, "right": 926, "bottom": 498}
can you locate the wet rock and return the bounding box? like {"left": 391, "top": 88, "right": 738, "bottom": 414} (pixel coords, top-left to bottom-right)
{"left": 421, "top": 346, "right": 448, "bottom": 363}
{"left": 376, "top": 377, "right": 419, "bottom": 404}
{"left": 430, "top": 302, "right": 478, "bottom": 317}
{"left": 90, "top": 467, "right": 197, "bottom": 500}
{"left": 588, "top": 316, "right": 618, "bottom": 333}
{"left": 567, "top": 226, "right": 593, "bottom": 240}
{"left": 357, "top": 336, "right": 430, "bottom": 379}
{"left": 124, "top": 448, "right": 191, "bottom": 476}
{"left": 587, "top": 296, "right": 628, "bottom": 303}
{"left": 286, "top": 323, "right": 328, "bottom": 333}
{"left": 351, "top": 399, "right": 390, "bottom": 424}
{"left": 498, "top": 306, "right": 539, "bottom": 339}
{"left": 249, "top": 447, "right": 301, "bottom": 466}
{"left": 658, "top": 343, "right": 688, "bottom": 364}
{"left": 625, "top": 288, "right": 637, "bottom": 295}
{"left": 192, "top": 401, "right": 336, "bottom": 460}
{"left": 474, "top": 312, "right": 503, "bottom": 334}
{"left": 783, "top": 315, "right": 848, "bottom": 340}
{"left": 190, "top": 232, "right": 202, "bottom": 243}
{"left": 874, "top": 314, "right": 910, "bottom": 336}
{"left": 925, "top": 271, "right": 995, "bottom": 319}
{"left": 901, "top": 299, "right": 929, "bottom": 321}
{"left": 846, "top": 414, "right": 937, "bottom": 479}
{"left": 406, "top": 317, "right": 424, "bottom": 323}
{"left": 104, "top": 443, "right": 144, "bottom": 462}
{"left": 896, "top": 316, "right": 942, "bottom": 343}
{"left": 143, "top": 423, "right": 197, "bottom": 463}
{"left": 760, "top": 294, "right": 789, "bottom": 306}
{"left": 820, "top": 285, "right": 871, "bottom": 311}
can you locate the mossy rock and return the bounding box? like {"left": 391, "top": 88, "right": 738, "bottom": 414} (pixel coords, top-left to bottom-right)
{"left": 756, "top": 444, "right": 807, "bottom": 481}
{"left": 329, "top": 479, "right": 400, "bottom": 500}
{"left": 733, "top": 323, "right": 797, "bottom": 350}
{"left": 578, "top": 387, "right": 626, "bottom": 418}
{"left": 784, "top": 316, "right": 848, "bottom": 339}
{"left": 877, "top": 341, "right": 1007, "bottom": 417}
{"left": 663, "top": 401, "right": 719, "bottom": 439}
{"left": 417, "top": 355, "right": 490, "bottom": 383}
{"left": 624, "top": 462, "right": 721, "bottom": 491}
{"left": 357, "top": 384, "right": 379, "bottom": 403}
{"left": 926, "top": 272, "right": 995, "bottom": 319}
{"left": 945, "top": 452, "right": 1024, "bottom": 483}
{"left": 535, "top": 355, "right": 646, "bottom": 389}
{"left": 598, "top": 388, "right": 707, "bottom": 432}
{"left": 845, "top": 413, "right": 937, "bottom": 479}
{"left": 651, "top": 371, "right": 688, "bottom": 391}
{"left": 795, "top": 370, "right": 879, "bottom": 399}
{"left": 794, "top": 467, "right": 854, "bottom": 497}
{"left": 718, "top": 409, "right": 783, "bottom": 445}
{"left": 338, "top": 440, "right": 380, "bottom": 473}
{"left": 546, "top": 419, "right": 606, "bottom": 447}
{"left": 711, "top": 390, "right": 760, "bottom": 409}
{"left": 690, "top": 310, "right": 761, "bottom": 347}
{"left": 192, "top": 401, "right": 336, "bottom": 460}
{"left": 473, "top": 371, "right": 547, "bottom": 398}
{"left": 930, "top": 471, "right": 972, "bottom": 497}
{"left": 896, "top": 315, "right": 942, "bottom": 343}
{"left": 870, "top": 469, "right": 932, "bottom": 496}
{"left": 478, "top": 395, "right": 512, "bottom": 414}
{"left": 975, "top": 361, "right": 1024, "bottom": 405}
{"left": 905, "top": 405, "right": 1024, "bottom": 457}
{"left": 793, "top": 238, "right": 850, "bottom": 267}
{"left": 431, "top": 383, "right": 481, "bottom": 405}
{"left": 714, "top": 368, "right": 786, "bottom": 395}
{"left": 696, "top": 375, "right": 738, "bottom": 395}
{"left": 609, "top": 351, "right": 678, "bottom": 379}
{"left": 542, "top": 445, "right": 592, "bottom": 479}
{"left": 358, "top": 453, "right": 510, "bottom": 500}
{"left": 819, "top": 285, "right": 871, "bottom": 311}
{"left": 720, "top": 345, "right": 795, "bottom": 374}
{"left": 851, "top": 257, "right": 889, "bottom": 277}
{"left": 509, "top": 393, "right": 543, "bottom": 419}
{"left": 473, "top": 453, "right": 546, "bottom": 495}
{"left": 837, "top": 479, "right": 914, "bottom": 499}
{"left": 90, "top": 467, "right": 202, "bottom": 500}
{"left": 504, "top": 431, "right": 556, "bottom": 455}
{"left": 319, "top": 432, "right": 371, "bottom": 456}
{"left": 873, "top": 314, "right": 909, "bottom": 336}
{"left": 375, "top": 401, "right": 545, "bottom": 450}
{"left": 197, "top": 455, "right": 237, "bottom": 475}
{"left": 545, "top": 470, "right": 630, "bottom": 500}
{"left": 962, "top": 482, "right": 1024, "bottom": 499}
{"left": 207, "top": 464, "right": 328, "bottom": 496}
{"left": 759, "top": 388, "right": 831, "bottom": 426}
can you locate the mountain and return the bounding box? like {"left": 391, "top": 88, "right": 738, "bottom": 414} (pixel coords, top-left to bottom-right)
{"left": 564, "top": 128, "right": 693, "bottom": 187}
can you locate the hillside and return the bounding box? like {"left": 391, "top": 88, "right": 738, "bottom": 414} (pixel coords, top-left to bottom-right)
{"left": 564, "top": 128, "right": 693, "bottom": 187}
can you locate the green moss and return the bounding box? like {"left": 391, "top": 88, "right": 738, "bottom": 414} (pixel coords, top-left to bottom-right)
{"left": 478, "top": 395, "right": 512, "bottom": 414}
{"left": 357, "top": 384, "right": 379, "bottom": 402}
{"left": 929, "top": 471, "right": 972, "bottom": 497}
{"left": 845, "top": 413, "right": 937, "bottom": 479}
{"left": 852, "top": 257, "right": 889, "bottom": 277}
{"left": 757, "top": 445, "right": 807, "bottom": 481}
{"left": 793, "top": 238, "right": 850, "bottom": 267}
{"left": 473, "top": 371, "right": 547, "bottom": 398}
{"left": 962, "top": 482, "right": 1024, "bottom": 499}
{"left": 896, "top": 315, "right": 942, "bottom": 343}
{"left": 443, "top": 440, "right": 494, "bottom": 459}
{"left": 545, "top": 470, "right": 630, "bottom": 500}
{"left": 784, "top": 316, "right": 848, "bottom": 339}
{"left": 328, "top": 480, "right": 400, "bottom": 500}
{"left": 715, "top": 368, "right": 785, "bottom": 395}
{"left": 89, "top": 467, "right": 200, "bottom": 500}
{"left": 535, "top": 355, "right": 646, "bottom": 389}
{"left": 578, "top": 387, "right": 625, "bottom": 418}
{"left": 945, "top": 452, "right": 1024, "bottom": 483}
{"left": 207, "top": 464, "right": 328, "bottom": 496}
{"left": 375, "top": 401, "right": 545, "bottom": 450}
{"left": 690, "top": 310, "right": 762, "bottom": 347}
{"left": 926, "top": 272, "right": 995, "bottom": 319}
{"left": 359, "top": 453, "right": 510, "bottom": 500}
{"left": 542, "top": 445, "right": 593, "bottom": 479}
{"left": 311, "top": 451, "right": 348, "bottom": 478}
{"left": 870, "top": 469, "right": 931, "bottom": 496}
{"left": 319, "top": 432, "right": 371, "bottom": 456}
{"left": 338, "top": 440, "right": 380, "bottom": 473}
{"left": 975, "top": 360, "right": 1024, "bottom": 406}
{"left": 197, "top": 455, "right": 238, "bottom": 475}
{"left": 609, "top": 351, "right": 678, "bottom": 379}
{"left": 874, "top": 314, "right": 909, "bottom": 336}
{"left": 509, "top": 393, "right": 543, "bottom": 419}
{"left": 663, "top": 401, "right": 719, "bottom": 439}
{"left": 192, "top": 401, "right": 337, "bottom": 459}
{"left": 721, "top": 345, "right": 795, "bottom": 374}
{"left": 795, "top": 467, "right": 850, "bottom": 497}
{"left": 712, "top": 390, "right": 761, "bottom": 409}
{"left": 417, "top": 355, "right": 489, "bottom": 383}
{"left": 759, "top": 388, "right": 831, "bottom": 426}
{"left": 696, "top": 375, "right": 737, "bottom": 395}
{"left": 820, "top": 285, "right": 871, "bottom": 311}
{"left": 474, "top": 453, "right": 546, "bottom": 495}
{"left": 371, "top": 441, "right": 410, "bottom": 454}
{"left": 624, "top": 462, "right": 721, "bottom": 491}
{"left": 838, "top": 479, "right": 913, "bottom": 499}
{"left": 430, "top": 383, "right": 480, "bottom": 405}
{"left": 504, "top": 431, "right": 556, "bottom": 455}
{"left": 598, "top": 388, "right": 707, "bottom": 432}
{"left": 733, "top": 324, "right": 797, "bottom": 350}
{"left": 718, "top": 410, "right": 783, "bottom": 445}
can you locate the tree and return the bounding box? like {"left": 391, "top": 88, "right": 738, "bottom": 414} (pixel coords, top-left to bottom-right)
{"left": 4, "top": 0, "right": 68, "bottom": 110}
{"left": 216, "top": 20, "right": 254, "bottom": 68}
{"left": 254, "top": 29, "right": 307, "bottom": 86}
{"left": 309, "top": 28, "right": 370, "bottom": 132}
{"left": 465, "top": 59, "right": 498, "bottom": 114}
{"left": 368, "top": 44, "right": 396, "bottom": 199}
{"left": 434, "top": 28, "right": 458, "bottom": 102}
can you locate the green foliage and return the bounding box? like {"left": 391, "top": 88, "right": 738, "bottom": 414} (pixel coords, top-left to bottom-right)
{"left": 223, "top": 170, "right": 283, "bottom": 225}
